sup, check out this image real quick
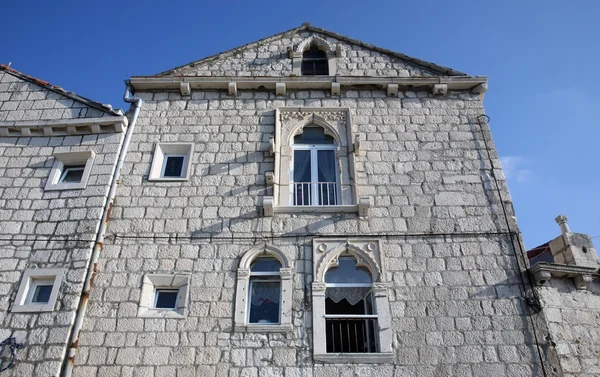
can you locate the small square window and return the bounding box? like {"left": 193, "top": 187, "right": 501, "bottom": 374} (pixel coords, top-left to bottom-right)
{"left": 154, "top": 289, "right": 179, "bottom": 309}
{"left": 161, "top": 155, "right": 186, "bottom": 178}
{"left": 45, "top": 151, "right": 95, "bottom": 191}
{"left": 138, "top": 274, "right": 190, "bottom": 318}
{"left": 149, "top": 143, "right": 194, "bottom": 181}
{"left": 59, "top": 165, "right": 86, "bottom": 183}
{"left": 28, "top": 280, "right": 54, "bottom": 304}
{"left": 12, "top": 269, "right": 65, "bottom": 313}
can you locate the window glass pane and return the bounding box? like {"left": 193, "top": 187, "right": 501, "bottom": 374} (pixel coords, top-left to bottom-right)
{"left": 155, "top": 290, "right": 178, "bottom": 309}
{"left": 31, "top": 284, "right": 53, "bottom": 303}
{"left": 293, "top": 127, "right": 334, "bottom": 144}
{"left": 317, "top": 150, "right": 337, "bottom": 205}
{"left": 163, "top": 156, "right": 184, "bottom": 177}
{"left": 293, "top": 150, "right": 311, "bottom": 182}
{"left": 60, "top": 165, "right": 85, "bottom": 183}
{"left": 325, "top": 257, "right": 372, "bottom": 284}
{"left": 250, "top": 257, "right": 281, "bottom": 272}
{"left": 249, "top": 281, "right": 280, "bottom": 324}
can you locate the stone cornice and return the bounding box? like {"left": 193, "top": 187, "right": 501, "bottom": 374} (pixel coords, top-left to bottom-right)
{"left": 529, "top": 262, "right": 599, "bottom": 290}
{"left": 0, "top": 116, "right": 128, "bottom": 137}
{"left": 129, "top": 76, "right": 488, "bottom": 95}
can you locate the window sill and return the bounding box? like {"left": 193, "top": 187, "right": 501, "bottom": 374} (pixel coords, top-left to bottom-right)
{"left": 147, "top": 177, "right": 190, "bottom": 182}
{"left": 44, "top": 183, "right": 86, "bottom": 191}
{"left": 138, "top": 308, "right": 186, "bottom": 318}
{"left": 263, "top": 197, "right": 370, "bottom": 217}
{"left": 11, "top": 304, "right": 55, "bottom": 313}
{"left": 234, "top": 324, "right": 293, "bottom": 333}
{"left": 314, "top": 353, "right": 394, "bottom": 364}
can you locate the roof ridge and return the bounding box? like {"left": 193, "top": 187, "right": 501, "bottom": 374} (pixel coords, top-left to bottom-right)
{"left": 154, "top": 23, "right": 467, "bottom": 77}
{"left": 0, "top": 64, "right": 123, "bottom": 116}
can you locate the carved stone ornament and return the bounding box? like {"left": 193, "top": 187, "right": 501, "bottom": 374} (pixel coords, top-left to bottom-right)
{"left": 279, "top": 111, "right": 346, "bottom": 122}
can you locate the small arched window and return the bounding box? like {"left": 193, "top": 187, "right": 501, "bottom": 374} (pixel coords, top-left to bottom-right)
{"left": 324, "top": 256, "right": 377, "bottom": 353}
{"left": 302, "top": 44, "right": 329, "bottom": 76}
{"left": 291, "top": 126, "right": 339, "bottom": 206}
{"left": 248, "top": 257, "right": 281, "bottom": 324}
{"left": 234, "top": 246, "right": 293, "bottom": 332}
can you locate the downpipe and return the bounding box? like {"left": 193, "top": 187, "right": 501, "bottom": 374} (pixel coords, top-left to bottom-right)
{"left": 61, "top": 83, "right": 142, "bottom": 377}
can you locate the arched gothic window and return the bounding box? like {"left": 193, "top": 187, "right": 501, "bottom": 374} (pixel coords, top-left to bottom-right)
{"left": 325, "top": 256, "right": 378, "bottom": 353}
{"left": 302, "top": 44, "right": 329, "bottom": 75}
{"left": 291, "top": 126, "right": 339, "bottom": 206}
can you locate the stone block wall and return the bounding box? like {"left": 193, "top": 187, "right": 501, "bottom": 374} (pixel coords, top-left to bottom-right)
{"left": 166, "top": 32, "right": 437, "bottom": 77}
{"left": 70, "top": 88, "right": 544, "bottom": 377}
{"left": 0, "top": 70, "right": 125, "bottom": 376}
{"left": 536, "top": 277, "right": 600, "bottom": 376}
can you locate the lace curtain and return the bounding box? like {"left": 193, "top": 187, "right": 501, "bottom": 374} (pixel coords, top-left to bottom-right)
{"left": 326, "top": 287, "right": 371, "bottom": 306}
{"left": 250, "top": 282, "right": 280, "bottom": 306}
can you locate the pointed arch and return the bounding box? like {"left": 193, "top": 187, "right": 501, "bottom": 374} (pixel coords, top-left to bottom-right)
{"left": 287, "top": 115, "right": 342, "bottom": 146}
{"left": 296, "top": 35, "right": 335, "bottom": 54}
{"left": 315, "top": 243, "right": 382, "bottom": 283}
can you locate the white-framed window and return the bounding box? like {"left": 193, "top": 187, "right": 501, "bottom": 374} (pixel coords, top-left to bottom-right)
{"left": 44, "top": 151, "right": 95, "bottom": 191}
{"left": 148, "top": 143, "right": 194, "bottom": 181}
{"left": 312, "top": 239, "right": 393, "bottom": 363}
{"left": 138, "top": 274, "right": 190, "bottom": 318}
{"left": 234, "top": 245, "right": 293, "bottom": 332}
{"left": 12, "top": 268, "right": 65, "bottom": 313}
{"left": 264, "top": 107, "right": 371, "bottom": 216}
{"left": 291, "top": 36, "right": 339, "bottom": 77}
{"left": 290, "top": 126, "right": 339, "bottom": 206}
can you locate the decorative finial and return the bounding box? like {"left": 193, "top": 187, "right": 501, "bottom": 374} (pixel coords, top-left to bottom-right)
{"left": 302, "top": 22, "right": 311, "bottom": 27}
{"left": 555, "top": 215, "right": 571, "bottom": 235}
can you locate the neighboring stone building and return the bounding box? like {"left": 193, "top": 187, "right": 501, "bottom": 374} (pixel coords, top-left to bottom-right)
{"left": 2, "top": 24, "right": 599, "bottom": 377}
{"left": 0, "top": 65, "right": 128, "bottom": 376}
{"left": 527, "top": 216, "right": 600, "bottom": 377}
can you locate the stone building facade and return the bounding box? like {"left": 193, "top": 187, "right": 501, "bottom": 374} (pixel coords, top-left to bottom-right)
{"left": 0, "top": 65, "right": 128, "bottom": 376}
{"left": 67, "top": 25, "right": 550, "bottom": 377}
{"left": 1, "top": 24, "right": 599, "bottom": 377}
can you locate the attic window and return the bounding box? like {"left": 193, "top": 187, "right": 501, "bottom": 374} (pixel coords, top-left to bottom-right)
{"left": 302, "top": 44, "right": 328, "bottom": 75}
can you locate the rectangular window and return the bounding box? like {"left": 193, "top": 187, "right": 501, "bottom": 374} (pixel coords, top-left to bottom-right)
{"left": 291, "top": 148, "right": 338, "bottom": 206}
{"left": 162, "top": 155, "right": 186, "bottom": 178}
{"left": 28, "top": 280, "right": 54, "bottom": 304}
{"left": 154, "top": 289, "right": 179, "bottom": 309}
{"left": 59, "top": 165, "right": 86, "bottom": 183}
{"left": 248, "top": 280, "right": 281, "bottom": 324}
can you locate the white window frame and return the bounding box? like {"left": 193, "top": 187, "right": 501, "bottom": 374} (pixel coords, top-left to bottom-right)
{"left": 148, "top": 143, "right": 194, "bottom": 181}
{"left": 234, "top": 245, "right": 293, "bottom": 333}
{"left": 312, "top": 239, "right": 393, "bottom": 364}
{"left": 44, "top": 151, "right": 95, "bottom": 191}
{"left": 12, "top": 268, "right": 65, "bottom": 313}
{"left": 138, "top": 274, "right": 190, "bottom": 318}
{"left": 290, "top": 143, "right": 340, "bottom": 206}
{"left": 247, "top": 277, "right": 282, "bottom": 325}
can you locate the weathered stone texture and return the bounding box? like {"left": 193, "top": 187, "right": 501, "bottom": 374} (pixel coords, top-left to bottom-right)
{"left": 166, "top": 31, "right": 439, "bottom": 77}
{"left": 70, "top": 87, "right": 541, "bottom": 376}
{"left": 0, "top": 72, "right": 112, "bottom": 122}
{"left": 0, "top": 77, "right": 124, "bottom": 376}
{"left": 536, "top": 279, "right": 600, "bottom": 377}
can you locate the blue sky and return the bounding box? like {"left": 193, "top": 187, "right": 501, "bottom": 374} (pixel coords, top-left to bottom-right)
{"left": 2, "top": 0, "right": 598, "bottom": 249}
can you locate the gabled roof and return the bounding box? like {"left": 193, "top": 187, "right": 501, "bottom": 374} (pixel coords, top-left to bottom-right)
{"left": 156, "top": 23, "right": 467, "bottom": 77}
{"left": 0, "top": 64, "right": 122, "bottom": 116}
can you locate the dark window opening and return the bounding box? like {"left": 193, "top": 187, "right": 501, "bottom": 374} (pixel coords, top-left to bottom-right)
{"left": 163, "top": 155, "right": 185, "bottom": 177}
{"left": 248, "top": 257, "right": 281, "bottom": 324}
{"left": 60, "top": 165, "right": 85, "bottom": 183}
{"left": 302, "top": 44, "right": 328, "bottom": 76}
{"left": 31, "top": 284, "right": 53, "bottom": 304}
{"left": 155, "top": 289, "right": 178, "bottom": 309}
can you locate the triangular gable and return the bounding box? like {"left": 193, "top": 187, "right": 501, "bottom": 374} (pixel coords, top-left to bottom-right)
{"left": 0, "top": 64, "right": 122, "bottom": 120}
{"left": 156, "top": 24, "right": 466, "bottom": 78}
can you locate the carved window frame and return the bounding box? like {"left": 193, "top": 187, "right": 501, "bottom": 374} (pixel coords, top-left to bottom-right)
{"left": 312, "top": 239, "right": 393, "bottom": 363}
{"left": 263, "top": 107, "right": 370, "bottom": 216}
{"left": 291, "top": 35, "right": 340, "bottom": 77}
{"left": 234, "top": 245, "right": 294, "bottom": 333}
